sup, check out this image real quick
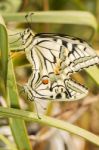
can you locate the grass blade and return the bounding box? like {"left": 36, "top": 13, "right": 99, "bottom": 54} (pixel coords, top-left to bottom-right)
{"left": 0, "top": 106, "right": 99, "bottom": 146}
{"left": 7, "top": 51, "right": 32, "bottom": 150}
{"left": 2, "top": 11, "right": 97, "bottom": 28}
{"left": 0, "top": 15, "right": 8, "bottom": 91}
{"left": 3, "top": 11, "right": 97, "bottom": 40}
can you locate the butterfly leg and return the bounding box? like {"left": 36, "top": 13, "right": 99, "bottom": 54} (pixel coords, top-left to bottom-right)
{"left": 32, "top": 99, "right": 41, "bottom": 119}
{"left": 23, "top": 84, "right": 45, "bottom": 119}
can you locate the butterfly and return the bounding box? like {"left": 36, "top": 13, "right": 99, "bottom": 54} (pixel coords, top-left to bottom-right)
{"left": 20, "top": 29, "right": 99, "bottom": 78}
{"left": 22, "top": 71, "right": 88, "bottom": 118}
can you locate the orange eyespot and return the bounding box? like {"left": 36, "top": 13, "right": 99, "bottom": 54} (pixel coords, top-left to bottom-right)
{"left": 42, "top": 79, "right": 49, "bottom": 84}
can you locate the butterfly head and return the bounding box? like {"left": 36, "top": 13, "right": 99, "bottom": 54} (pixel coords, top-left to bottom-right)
{"left": 20, "top": 28, "right": 35, "bottom": 45}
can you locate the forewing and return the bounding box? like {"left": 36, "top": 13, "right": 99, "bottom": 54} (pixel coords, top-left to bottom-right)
{"left": 34, "top": 33, "right": 99, "bottom": 76}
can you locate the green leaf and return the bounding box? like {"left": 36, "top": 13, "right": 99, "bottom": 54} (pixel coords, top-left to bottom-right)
{"left": 3, "top": 11, "right": 97, "bottom": 40}
{"left": 0, "top": 15, "right": 8, "bottom": 90}
{"left": 7, "top": 43, "right": 32, "bottom": 150}
{"left": 0, "top": 106, "right": 99, "bottom": 146}
{"left": 2, "top": 11, "right": 97, "bottom": 27}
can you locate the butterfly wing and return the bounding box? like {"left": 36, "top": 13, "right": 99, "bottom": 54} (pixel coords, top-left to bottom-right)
{"left": 61, "top": 41, "right": 99, "bottom": 76}
{"left": 32, "top": 35, "right": 65, "bottom": 77}
{"left": 34, "top": 33, "right": 99, "bottom": 77}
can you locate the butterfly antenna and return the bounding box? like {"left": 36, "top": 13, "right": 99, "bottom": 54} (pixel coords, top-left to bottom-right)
{"left": 30, "top": 12, "right": 34, "bottom": 25}
{"left": 25, "top": 14, "right": 32, "bottom": 29}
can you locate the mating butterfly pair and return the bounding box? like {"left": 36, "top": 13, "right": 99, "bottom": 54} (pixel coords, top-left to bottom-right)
{"left": 10, "top": 14, "right": 99, "bottom": 118}
{"left": 20, "top": 28, "right": 99, "bottom": 99}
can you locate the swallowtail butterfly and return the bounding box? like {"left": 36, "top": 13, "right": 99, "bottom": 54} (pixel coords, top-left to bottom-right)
{"left": 20, "top": 29, "right": 99, "bottom": 77}
{"left": 22, "top": 71, "right": 88, "bottom": 118}
{"left": 23, "top": 71, "right": 88, "bottom": 101}
{"left": 23, "top": 72, "right": 88, "bottom": 118}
